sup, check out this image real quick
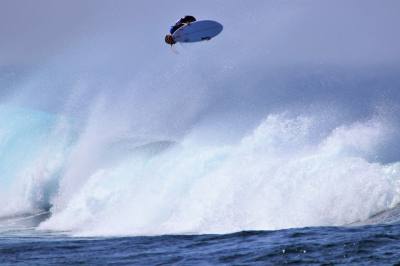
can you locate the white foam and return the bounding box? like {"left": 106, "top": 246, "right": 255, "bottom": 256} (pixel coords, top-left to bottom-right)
{"left": 39, "top": 114, "right": 400, "bottom": 236}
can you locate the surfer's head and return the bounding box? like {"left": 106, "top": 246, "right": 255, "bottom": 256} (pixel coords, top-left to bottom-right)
{"left": 165, "top": 34, "right": 176, "bottom": 45}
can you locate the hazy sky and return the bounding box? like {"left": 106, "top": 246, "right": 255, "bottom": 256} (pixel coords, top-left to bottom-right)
{"left": 1, "top": 0, "right": 400, "bottom": 143}
{"left": 1, "top": 0, "right": 400, "bottom": 67}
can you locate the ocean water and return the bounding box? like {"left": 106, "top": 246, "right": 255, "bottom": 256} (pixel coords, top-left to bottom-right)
{"left": 2, "top": 1, "right": 400, "bottom": 264}
{"left": 2, "top": 224, "right": 400, "bottom": 265}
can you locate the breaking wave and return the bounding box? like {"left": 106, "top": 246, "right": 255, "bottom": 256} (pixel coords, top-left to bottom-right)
{"left": 1, "top": 104, "right": 400, "bottom": 236}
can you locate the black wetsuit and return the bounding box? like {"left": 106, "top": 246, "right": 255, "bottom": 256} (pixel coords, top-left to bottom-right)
{"left": 169, "top": 15, "right": 196, "bottom": 34}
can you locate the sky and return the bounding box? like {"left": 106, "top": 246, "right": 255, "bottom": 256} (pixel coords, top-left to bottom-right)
{"left": 1, "top": 0, "right": 399, "bottom": 66}
{"left": 1, "top": 0, "right": 400, "bottom": 142}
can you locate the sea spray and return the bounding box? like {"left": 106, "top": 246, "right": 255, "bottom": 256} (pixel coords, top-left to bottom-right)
{"left": 39, "top": 114, "right": 400, "bottom": 236}
{"left": 0, "top": 105, "right": 72, "bottom": 217}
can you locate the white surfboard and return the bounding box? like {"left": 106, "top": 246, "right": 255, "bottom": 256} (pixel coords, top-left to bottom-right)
{"left": 173, "top": 20, "right": 223, "bottom": 43}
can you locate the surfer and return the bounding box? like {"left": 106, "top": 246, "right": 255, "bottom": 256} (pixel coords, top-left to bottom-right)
{"left": 165, "top": 15, "right": 196, "bottom": 45}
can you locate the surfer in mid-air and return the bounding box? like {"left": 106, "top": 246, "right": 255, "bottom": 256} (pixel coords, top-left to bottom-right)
{"left": 164, "top": 16, "right": 223, "bottom": 47}
{"left": 165, "top": 15, "right": 196, "bottom": 46}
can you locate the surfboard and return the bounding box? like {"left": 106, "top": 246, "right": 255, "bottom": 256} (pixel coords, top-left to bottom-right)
{"left": 172, "top": 20, "right": 223, "bottom": 43}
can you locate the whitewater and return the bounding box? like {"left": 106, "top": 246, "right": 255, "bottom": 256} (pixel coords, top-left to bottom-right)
{"left": 1, "top": 0, "right": 400, "bottom": 264}
{"left": 2, "top": 103, "right": 400, "bottom": 237}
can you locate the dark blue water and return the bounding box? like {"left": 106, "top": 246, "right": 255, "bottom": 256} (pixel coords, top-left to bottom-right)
{"left": 1, "top": 223, "right": 400, "bottom": 265}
